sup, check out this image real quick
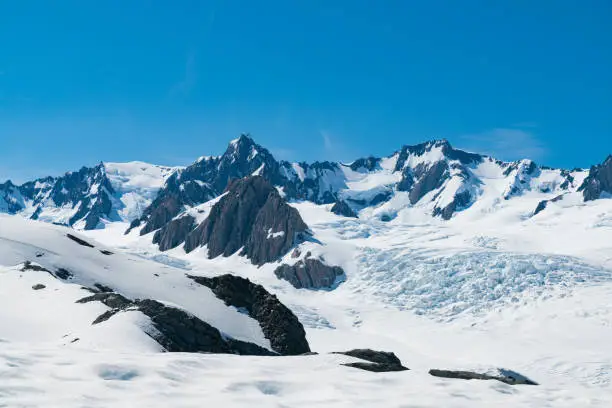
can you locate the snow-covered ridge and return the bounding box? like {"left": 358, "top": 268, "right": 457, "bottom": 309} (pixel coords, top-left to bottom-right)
{"left": 1, "top": 135, "right": 609, "bottom": 236}
{"left": 0, "top": 161, "right": 180, "bottom": 230}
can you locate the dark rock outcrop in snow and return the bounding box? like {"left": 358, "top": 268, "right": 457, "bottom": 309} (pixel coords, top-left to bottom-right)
{"left": 136, "top": 299, "right": 274, "bottom": 355}
{"left": 533, "top": 194, "right": 565, "bottom": 216}
{"left": 54, "top": 268, "right": 73, "bottom": 280}
{"left": 66, "top": 233, "right": 95, "bottom": 248}
{"left": 32, "top": 284, "right": 46, "bottom": 290}
{"left": 77, "top": 291, "right": 274, "bottom": 355}
{"left": 433, "top": 190, "right": 472, "bottom": 220}
{"left": 330, "top": 200, "right": 357, "bottom": 218}
{"left": 274, "top": 258, "right": 345, "bottom": 290}
{"left": 337, "top": 349, "right": 409, "bottom": 373}
{"left": 429, "top": 368, "right": 538, "bottom": 385}
{"left": 188, "top": 274, "right": 310, "bottom": 356}
{"left": 184, "top": 176, "right": 309, "bottom": 265}
{"left": 21, "top": 261, "right": 50, "bottom": 273}
{"left": 579, "top": 155, "right": 612, "bottom": 201}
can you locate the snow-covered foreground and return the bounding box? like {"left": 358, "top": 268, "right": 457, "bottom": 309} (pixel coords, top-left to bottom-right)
{"left": 0, "top": 344, "right": 605, "bottom": 408}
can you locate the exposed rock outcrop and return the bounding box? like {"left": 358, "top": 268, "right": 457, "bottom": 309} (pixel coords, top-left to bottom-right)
{"left": 579, "top": 155, "right": 612, "bottom": 201}
{"left": 66, "top": 233, "right": 95, "bottom": 248}
{"left": 76, "top": 291, "right": 274, "bottom": 356}
{"left": 188, "top": 274, "right": 310, "bottom": 356}
{"left": 337, "top": 349, "right": 409, "bottom": 372}
{"left": 533, "top": 194, "right": 565, "bottom": 216}
{"left": 274, "top": 258, "right": 345, "bottom": 289}
{"left": 433, "top": 190, "right": 472, "bottom": 220}
{"left": 152, "top": 215, "right": 197, "bottom": 251}
{"left": 429, "top": 368, "right": 538, "bottom": 385}
{"left": 184, "top": 176, "right": 309, "bottom": 265}
{"left": 409, "top": 161, "right": 449, "bottom": 204}
{"left": 330, "top": 200, "right": 357, "bottom": 218}
{"left": 350, "top": 156, "right": 381, "bottom": 172}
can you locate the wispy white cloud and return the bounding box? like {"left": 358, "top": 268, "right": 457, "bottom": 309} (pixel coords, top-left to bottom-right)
{"left": 457, "top": 127, "right": 547, "bottom": 161}
{"left": 169, "top": 51, "right": 197, "bottom": 99}
{"left": 321, "top": 130, "right": 334, "bottom": 153}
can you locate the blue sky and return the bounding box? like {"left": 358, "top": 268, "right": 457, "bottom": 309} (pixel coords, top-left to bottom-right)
{"left": 0, "top": 0, "right": 610, "bottom": 182}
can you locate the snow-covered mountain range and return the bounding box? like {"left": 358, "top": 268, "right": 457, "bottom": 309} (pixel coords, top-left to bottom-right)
{"left": 1, "top": 135, "right": 612, "bottom": 407}
{"left": 1, "top": 135, "right": 609, "bottom": 233}
{"left": 0, "top": 161, "right": 178, "bottom": 229}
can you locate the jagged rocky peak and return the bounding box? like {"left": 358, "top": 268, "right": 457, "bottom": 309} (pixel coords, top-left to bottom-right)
{"left": 213, "top": 133, "right": 282, "bottom": 191}
{"left": 183, "top": 175, "right": 310, "bottom": 265}
{"left": 394, "top": 139, "right": 483, "bottom": 172}
{"left": 579, "top": 155, "right": 612, "bottom": 201}
{"left": 129, "top": 134, "right": 283, "bottom": 235}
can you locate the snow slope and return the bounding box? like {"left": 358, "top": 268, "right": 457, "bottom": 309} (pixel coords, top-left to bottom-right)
{"left": 0, "top": 214, "right": 269, "bottom": 349}
{"left": 104, "top": 161, "right": 179, "bottom": 222}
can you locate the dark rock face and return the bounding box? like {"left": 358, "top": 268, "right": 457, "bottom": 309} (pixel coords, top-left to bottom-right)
{"left": 136, "top": 299, "right": 272, "bottom": 355}
{"left": 184, "top": 176, "right": 309, "bottom": 265}
{"left": 397, "top": 168, "right": 414, "bottom": 192}
{"left": 534, "top": 200, "right": 548, "bottom": 216}
{"left": 188, "top": 274, "right": 310, "bottom": 356}
{"left": 429, "top": 369, "right": 538, "bottom": 385}
{"left": 409, "top": 161, "right": 449, "bottom": 204}
{"left": 369, "top": 191, "right": 392, "bottom": 206}
{"left": 132, "top": 189, "right": 189, "bottom": 235}
{"left": 330, "top": 200, "right": 358, "bottom": 218}
{"left": 0, "top": 181, "right": 25, "bottom": 213}
{"left": 350, "top": 157, "right": 381, "bottom": 172}
{"left": 579, "top": 155, "right": 612, "bottom": 201}
{"left": 32, "top": 284, "right": 46, "bottom": 290}
{"left": 274, "top": 258, "right": 345, "bottom": 289}
{"left": 533, "top": 194, "right": 565, "bottom": 216}
{"left": 21, "top": 261, "right": 50, "bottom": 273}
{"left": 1, "top": 163, "right": 118, "bottom": 230}
{"left": 54, "top": 268, "right": 73, "bottom": 280}
{"left": 77, "top": 291, "right": 274, "bottom": 355}
{"left": 152, "top": 215, "right": 197, "bottom": 251}
{"left": 337, "top": 349, "right": 409, "bottom": 373}
{"left": 77, "top": 292, "right": 133, "bottom": 309}
{"left": 433, "top": 190, "right": 472, "bottom": 220}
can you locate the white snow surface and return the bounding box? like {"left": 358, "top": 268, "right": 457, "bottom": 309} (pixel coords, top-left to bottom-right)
{"left": 104, "top": 161, "right": 179, "bottom": 221}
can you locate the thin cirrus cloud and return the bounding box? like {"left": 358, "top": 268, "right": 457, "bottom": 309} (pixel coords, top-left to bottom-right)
{"left": 168, "top": 51, "right": 198, "bottom": 100}
{"left": 458, "top": 127, "right": 548, "bottom": 161}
